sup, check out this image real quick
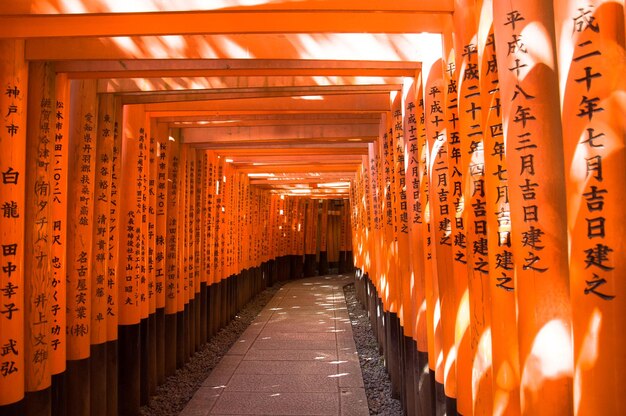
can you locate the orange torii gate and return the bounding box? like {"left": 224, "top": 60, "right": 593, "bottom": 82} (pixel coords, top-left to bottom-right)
{"left": 0, "top": 2, "right": 625, "bottom": 416}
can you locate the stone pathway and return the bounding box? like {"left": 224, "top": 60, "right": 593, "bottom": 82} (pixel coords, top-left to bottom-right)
{"left": 180, "top": 275, "right": 369, "bottom": 416}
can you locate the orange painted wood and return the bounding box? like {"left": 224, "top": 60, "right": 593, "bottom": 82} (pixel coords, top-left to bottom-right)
{"left": 50, "top": 72, "right": 70, "bottom": 370}
{"left": 555, "top": 1, "right": 626, "bottom": 413}
{"left": 178, "top": 144, "right": 189, "bottom": 311}
{"left": 403, "top": 75, "right": 429, "bottom": 349}
{"left": 477, "top": 2, "right": 521, "bottom": 413}
{"left": 424, "top": 58, "right": 447, "bottom": 387}
{"left": 117, "top": 104, "right": 147, "bottom": 326}
{"left": 453, "top": 0, "right": 494, "bottom": 412}
{"left": 493, "top": 2, "right": 574, "bottom": 413}
{"left": 24, "top": 61, "right": 54, "bottom": 392}
{"left": 147, "top": 125, "right": 157, "bottom": 316}
{"left": 0, "top": 11, "right": 451, "bottom": 38}
{"left": 154, "top": 122, "right": 169, "bottom": 311}
{"left": 392, "top": 90, "right": 412, "bottom": 337}
{"left": 91, "top": 93, "right": 116, "bottom": 346}
{"left": 66, "top": 79, "right": 98, "bottom": 360}
{"left": 0, "top": 38, "right": 27, "bottom": 407}
{"left": 164, "top": 130, "right": 181, "bottom": 315}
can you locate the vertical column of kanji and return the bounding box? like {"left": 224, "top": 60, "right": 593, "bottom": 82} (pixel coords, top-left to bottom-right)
{"left": 197, "top": 150, "right": 207, "bottom": 345}
{"left": 217, "top": 159, "right": 228, "bottom": 327}
{"left": 164, "top": 129, "right": 180, "bottom": 376}
{"left": 23, "top": 60, "right": 53, "bottom": 415}
{"left": 137, "top": 113, "right": 150, "bottom": 404}
{"left": 89, "top": 93, "right": 114, "bottom": 416}
{"left": 116, "top": 104, "right": 144, "bottom": 416}
{"left": 351, "top": 164, "right": 364, "bottom": 277}
{"left": 177, "top": 144, "right": 189, "bottom": 363}
{"left": 224, "top": 160, "right": 230, "bottom": 316}
{"left": 365, "top": 145, "right": 378, "bottom": 298}
{"left": 193, "top": 149, "right": 203, "bottom": 351}
{"left": 454, "top": 1, "right": 494, "bottom": 413}
{"left": 369, "top": 139, "right": 387, "bottom": 352}
{"left": 555, "top": 2, "right": 626, "bottom": 414}
{"left": 403, "top": 74, "right": 433, "bottom": 415}
{"left": 393, "top": 89, "right": 416, "bottom": 414}
{"left": 415, "top": 71, "right": 439, "bottom": 416}
{"left": 493, "top": 3, "right": 573, "bottom": 414}
{"left": 145, "top": 120, "right": 157, "bottom": 398}
{"left": 477, "top": 1, "right": 520, "bottom": 413}
{"left": 204, "top": 151, "right": 217, "bottom": 338}
{"left": 153, "top": 121, "right": 168, "bottom": 385}
{"left": 105, "top": 97, "right": 121, "bottom": 416}
{"left": 423, "top": 59, "right": 448, "bottom": 414}
{"left": 186, "top": 148, "right": 196, "bottom": 356}
{"left": 50, "top": 72, "right": 69, "bottom": 415}
{"left": 386, "top": 107, "right": 406, "bottom": 400}
{"left": 0, "top": 39, "right": 27, "bottom": 414}
{"left": 441, "top": 25, "right": 465, "bottom": 414}
{"left": 212, "top": 158, "right": 223, "bottom": 324}
{"left": 65, "top": 79, "right": 98, "bottom": 416}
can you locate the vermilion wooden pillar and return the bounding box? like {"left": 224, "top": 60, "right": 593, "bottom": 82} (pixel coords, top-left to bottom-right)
{"left": 105, "top": 96, "right": 122, "bottom": 416}
{"left": 555, "top": 1, "right": 626, "bottom": 414}
{"left": 144, "top": 121, "right": 158, "bottom": 400}
{"left": 454, "top": 0, "right": 494, "bottom": 413}
{"left": 117, "top": 104, "right": 146, "bottom": 416}
{"left": 177, "top": 143, "right": 189, "bottom": 363}
{"left": 423, "top": 58, "right": 448, "bottom": 416}
{"left": 164, "top": 129, "right": 180, "bottom": 376}
{"left": 304, "top": 198, "right": 317, "bottom": 276}
{"left": 51, "top": 71, "right": 70, "bottom": 416}
{"left": 197, "top": 149, "right": 207, "bottom": 345}
{"left": 66, "top": 79, "right": 98, "bottom": 416}
{"left": 477, "top": 1, "right": 521, "bottom": 414}
{"left": 318, "top": 200, "right": 329, "bottom": 275}
{"left": 403, "top": 73, "right": 434, "bottom": 415}
{"left": 154, "top": 121, "right": 169, "bottom": 385}
{"left": 90, "top": 93, "right": 116, "bottom": 416}
{"left": 493, "top": 2, "right": 574, "bottom": 414}
{"left": 23, "top": 60, "right": 54, "bottom": 416}
{"left": 0, "top": 39, "right": 27, "bottom": 415}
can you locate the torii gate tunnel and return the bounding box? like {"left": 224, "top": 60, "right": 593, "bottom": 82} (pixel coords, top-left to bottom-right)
{"left": 0, "top": 1, "right": 624, "bottom": 415}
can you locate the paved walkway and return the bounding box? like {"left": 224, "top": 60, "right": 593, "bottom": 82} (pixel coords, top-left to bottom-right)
{"left": 180, "top": 274, "right": 369, "bottom": 416}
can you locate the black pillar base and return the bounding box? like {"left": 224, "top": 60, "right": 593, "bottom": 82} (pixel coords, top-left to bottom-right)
{"left": 156, "top": 308, "right": 166, "bottom": 385}
{"left": 89, "top": 342, "right": 106, "bottom": 416}
{"left": 52, "top": 370, "right": 67, "bottom": 416}
{"left": 66, "top": 357, "right": 90, "bottom": 416}
{"left": 118, "top": 324, "right": 140, "bottom": 416}
{"left": 318, "top": 251, "right": 329, "bottom": 275}
{"left": 24, "top": 387, "right": 50, "bottom": 416}
{"left": 164, "top": 313, "right": 177, "bottom": 376}
{"left": 106, "top": 340, "right": 117, "bottom": 416}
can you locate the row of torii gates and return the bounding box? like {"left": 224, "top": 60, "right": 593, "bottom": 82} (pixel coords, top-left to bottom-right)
{"left": 0, "top": 1, "right": 625, "bottom": 416}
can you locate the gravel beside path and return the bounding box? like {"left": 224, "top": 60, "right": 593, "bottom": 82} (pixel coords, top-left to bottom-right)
{"left": 343, "top": 283, "right": 403, "bottom": 416}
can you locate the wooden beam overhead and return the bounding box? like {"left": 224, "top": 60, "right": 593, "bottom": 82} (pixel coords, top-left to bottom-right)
{"left": 98, "top": 76, "right": 407, "bottom": 93}
{"left": 121, "top": 84, "right": 402, "bottom": 104}
{"left": 2, "top": 10, "right": 451, "bottom": 38}
{"left": 143, "top": 93, "right": 390, "bottom": 113}
{"left": 2, "top": 0, "right": 454, "bottom": 15}
{"left": 26, "top": 33, "right": 442, "bottom": 62}
{"left": 181, "top": 123, "right": 379, "bottom": 144}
